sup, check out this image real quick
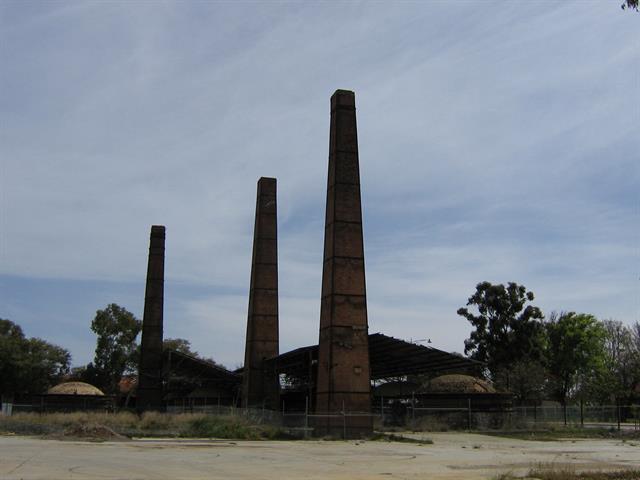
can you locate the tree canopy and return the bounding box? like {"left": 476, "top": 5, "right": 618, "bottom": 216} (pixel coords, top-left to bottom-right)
{"left": 163, "top": 338, "right": 197, "bottom": 356}
{"left": 89, "top": 304, "right": 141, "bottom": 393}
{"left": 163, "top": 337, "right": 221, "bottom": 366}
{"left": 459, "top": 283, "right": 639, "bottom": 407}
{"left": 458, "top": 281, "right": 545, "bottom": 380}
{"left": 599, "top": 319, "right": 640, "bottom": 403}
{"left": 0, "top": 318, "right": 71, "bottom": 398}
{"left": 544, "top": 312, "right": 607, "bottom": 407}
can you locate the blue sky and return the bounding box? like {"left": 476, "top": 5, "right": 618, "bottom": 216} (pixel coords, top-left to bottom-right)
{"left": 1, "top": 1, "right": 638, "bottom": 369}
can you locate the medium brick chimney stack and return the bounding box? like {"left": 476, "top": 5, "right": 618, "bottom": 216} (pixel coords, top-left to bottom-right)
{"left": 137, "top": 225, "right": 165, "bottom": 411}
{"left": 242, "top": 177, "right": 280, "bottom": 409}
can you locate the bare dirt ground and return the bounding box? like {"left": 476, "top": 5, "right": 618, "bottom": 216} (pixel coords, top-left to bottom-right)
{"left": 0, "top": 432, "right": 638, "bottom": 480}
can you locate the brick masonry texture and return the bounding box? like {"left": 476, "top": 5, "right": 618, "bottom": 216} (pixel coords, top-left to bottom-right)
{"left": 316, "top": 90, "right": 372, "bottom": 438}
{"left": 138, "top": 225, "right": 165, "bottom": 411}
{"left": 242, "top": 177, "right": 280, "bottom": 409}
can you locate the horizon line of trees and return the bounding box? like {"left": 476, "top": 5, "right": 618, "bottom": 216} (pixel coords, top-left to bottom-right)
{"left": 0, "top": 318, "right": 71, "bottom": 401}
{"left": 458, "top": 281, "right": 640, "bottom": 408}
{"left": 72, "top": 303, "right": 219, "bottom": 395}
{"left": 1, "top": 303, "right": 219, "bottom": 399}
{"left": 2, "top": 284, "right": 639, "bottom": 408}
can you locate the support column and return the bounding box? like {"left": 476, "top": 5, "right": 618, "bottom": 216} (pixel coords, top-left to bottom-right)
{"left": 242, "top": 177, "right": 279, "bottom": 409}
{"left": 137, "top": 225, "right": 165, "bottom": 411}
{"left": 315, "top": 90, "right": 372, "bottom": 438}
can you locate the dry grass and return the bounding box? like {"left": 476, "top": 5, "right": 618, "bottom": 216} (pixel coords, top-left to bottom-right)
{"left": 0, "top": 411, "right": 290, "bottom": 440}
{"left": 528, "top": 465, "right": 640, "bottom": 480}
{"left": 369, "top": 432, "right": 433, "bottom": 444}
{"left": 489, "top": 426, "right": 640, "bottom": 442}
{"left": 1, "top": 411, "right": 138, "bottom": 428}
{"left": 494, "top": 464, "right": 640, "bottom": 480}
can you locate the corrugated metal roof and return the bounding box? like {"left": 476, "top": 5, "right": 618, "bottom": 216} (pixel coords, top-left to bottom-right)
{"left": 265, "top": 332, "right": 483, "bottom": 381}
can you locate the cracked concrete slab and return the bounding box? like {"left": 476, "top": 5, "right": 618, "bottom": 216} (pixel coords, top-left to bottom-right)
{"left": 0, "top": 432, "right": 638, "bottom": 479}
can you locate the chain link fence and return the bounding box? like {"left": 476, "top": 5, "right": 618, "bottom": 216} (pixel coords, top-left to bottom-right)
{"left": 391, "top": 404, "right": 640, "bottom": 431}
{"left": 509, "top": 404, "right": 640, "bottom": 430}
{"left": 165, "top": 404, "right": 376, "bottom": 438}
{"left": 3, "top": 401, "right": 638, "bottom": 436}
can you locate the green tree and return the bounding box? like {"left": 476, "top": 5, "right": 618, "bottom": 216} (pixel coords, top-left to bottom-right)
{"left": 90, "top": 304, "right": 141, "bottom": 394}
{"left": 163, "top": 338, "right": 197, "bottom": 356}
{"left": 601, "top": 319, "right": 639, "bottom": 404}
{"left": 0, "top": 319, "right": 25, "bottom": 398}
{"left": 0, "top": 318, "right": 71, "bottom": 398}
{"left": 71, "top": 362, "right": 106, "bottom": 390}
{"left": 494, "top": 359, "right": 547, "bottom": 405}
{"left": 545, "top": 312, "right": 606, "bottom": 410}
{"left": 458, "top": 281, "right": 545, "bottom": 380}
{"left": 162, "top": 337, "right": 221, "bottom": 367}
{"left": 21, "top": 338, "right": 71, "bottom": 394}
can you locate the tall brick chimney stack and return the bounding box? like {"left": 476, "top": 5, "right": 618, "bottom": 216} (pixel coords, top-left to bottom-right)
{"left": 315, "top": 90, "right": 372, "bottom": 437}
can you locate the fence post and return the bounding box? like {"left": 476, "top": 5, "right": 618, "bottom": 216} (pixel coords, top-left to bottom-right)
{"left": 534, "top": 403, "right": 537, "bottom": 427}
{"left": 305, "top": 396, "right": 309, "bottom": 439}
{"left": 380, "top": 396, "right": 384, "bottom": 424}
{"left": 1, "top": 402, "right": 11, "bottom": 416}
{"left": 411, "top": 392, "right": 415, "bottom": 423}
{"left": 580, "top": 398, "right": 584, "bottom": 428}
{"left": 467, "top": 398, "right": 471, "bottom": 431}
{"left": 617, "top": 402, "right": 621, "bottom": 431}
{"left": 342, "top": 400, "right": 346, "bottom": 440}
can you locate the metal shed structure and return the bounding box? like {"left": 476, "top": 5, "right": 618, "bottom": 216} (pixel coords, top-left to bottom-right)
{"left": 163, "top": 350, "right": 242, "bottom": 408}
{"left": 266, "top": 333, "right": 483, "bottom": 410}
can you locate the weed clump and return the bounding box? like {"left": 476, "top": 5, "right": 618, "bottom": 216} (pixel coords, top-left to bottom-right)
{"left": 186, "top": 415, "right": 255, "bottom": 439}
